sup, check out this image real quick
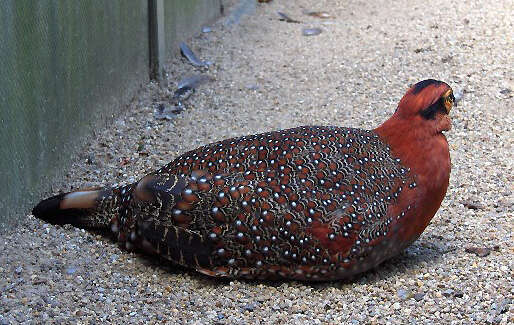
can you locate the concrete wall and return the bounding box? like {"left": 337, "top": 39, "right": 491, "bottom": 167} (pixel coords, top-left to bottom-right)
{"left": 0, "top": 0, "right": 224, "bottom": 233}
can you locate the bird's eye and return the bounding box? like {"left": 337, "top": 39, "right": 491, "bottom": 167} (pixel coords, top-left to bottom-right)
{"left": 443, "top": 96, "right": 453, "bottom": 113}
{"left": 440, "top": 89, "right": 454, "bottom": 114}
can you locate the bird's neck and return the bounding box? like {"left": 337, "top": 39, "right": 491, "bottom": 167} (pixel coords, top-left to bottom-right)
{"left": 373, "top": 115, "right": 451, "bottom": 236}
{"left": 374, "top": 116, "right": 450, "bottom": 188}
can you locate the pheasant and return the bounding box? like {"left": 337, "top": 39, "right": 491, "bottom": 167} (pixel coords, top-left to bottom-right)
{"left": 33, "top": 79, "right": 457, "bottom": 281}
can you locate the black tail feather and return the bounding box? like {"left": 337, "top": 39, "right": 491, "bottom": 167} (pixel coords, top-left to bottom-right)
{"left": 32, "top": 188, "right": 117, "bottom": 229}
{"left": 32, "top": 193, "right": 92, "bottom": 226}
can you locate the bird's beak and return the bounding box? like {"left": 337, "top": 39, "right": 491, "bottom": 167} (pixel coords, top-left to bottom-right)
{"left": 453, "top": 90, "right": 463, "bottom": 108}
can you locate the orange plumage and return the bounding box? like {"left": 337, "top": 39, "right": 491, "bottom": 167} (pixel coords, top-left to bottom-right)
{"left": 33, "top": 79, "right": 456, "bottom": 281}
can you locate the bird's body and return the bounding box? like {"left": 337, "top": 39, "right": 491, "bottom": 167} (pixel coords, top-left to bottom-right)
{"left": 33, "top": 80, "right": 456, "bottom": 281}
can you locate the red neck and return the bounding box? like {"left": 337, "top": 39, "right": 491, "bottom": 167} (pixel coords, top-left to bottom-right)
{"left": 374, "top": 114, "right": 450, "bottom": 187}
{"left": 374, "top": 114, "right": 451, "bottom": 234}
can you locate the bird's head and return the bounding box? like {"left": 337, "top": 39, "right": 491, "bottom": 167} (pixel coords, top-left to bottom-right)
{"left": 394, "top": 79, "right": 457, "bottom": 133}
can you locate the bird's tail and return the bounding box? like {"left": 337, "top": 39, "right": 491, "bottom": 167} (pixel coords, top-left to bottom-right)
{"left": 32, "top": 187, "right": 120, "bottom": 229}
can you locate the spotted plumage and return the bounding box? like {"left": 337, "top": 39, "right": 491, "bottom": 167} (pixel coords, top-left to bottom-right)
{"left": 34, "top": 79, "right": 457, "bottom": 281}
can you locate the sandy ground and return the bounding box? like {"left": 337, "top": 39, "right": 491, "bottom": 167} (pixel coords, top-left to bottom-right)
{"left": 1, "top": 0, "right": 513, "bottom": 323}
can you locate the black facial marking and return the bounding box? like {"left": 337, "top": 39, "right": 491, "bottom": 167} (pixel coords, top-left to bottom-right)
{"left": 412, "top": 79, "right": 443, "bottom": 94}
{"left": 420, "top": 97, "right": 445, "bottom": 120}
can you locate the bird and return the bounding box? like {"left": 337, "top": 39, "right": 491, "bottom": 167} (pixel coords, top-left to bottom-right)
{"left": 33, "top": 79, "right": 457, "bottom": 281}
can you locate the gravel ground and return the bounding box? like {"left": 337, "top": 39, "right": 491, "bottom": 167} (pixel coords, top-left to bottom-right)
{"left": 2, "top": 0, "right": 513, "bottom": 323}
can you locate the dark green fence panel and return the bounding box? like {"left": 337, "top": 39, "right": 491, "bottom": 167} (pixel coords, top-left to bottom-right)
{"left": 0, "top": 0, "right": 149, "bottom": 231}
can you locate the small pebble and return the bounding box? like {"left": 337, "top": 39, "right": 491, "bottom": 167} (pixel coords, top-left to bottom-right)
{"left": 304, "top": 11, "right": 332, "bottom": 19}
{"left": 414, "top": 293, "right": 425, "bottom": 301}
{"left": 302, "top": 27, "right": 322, "bottom": 36}
{"left": 397, "top": 288, "right": 413, "bottom": 300}
{"left": 85, "top": 154, "right": 95, "bottom": 165}
{"left": 245, "top": 84, "right": 260, "bottom": 90}
{"left": 442, "top": 289, "right": 455, "bottom": 297}
{"left": 465, "top": 246, "right": 491, "bottom": 257}
{"left": 154, "top": 103, "right": 183, "bottom": 120}
{"left": 461, "top": 199, "right": 483, "bottom": 210}
{"left": 243, "top": 303, "right": 256, "bottom": 312}
{"left": 454, "top": 291, "right": 464, "bottom": 298}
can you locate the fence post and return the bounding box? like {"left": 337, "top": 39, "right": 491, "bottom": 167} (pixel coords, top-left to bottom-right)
{"left": 148, "top": 0, "right": 166, "bottom": 81}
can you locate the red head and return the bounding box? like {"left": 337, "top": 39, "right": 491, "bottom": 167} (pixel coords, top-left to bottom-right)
{"left": 392, "top": 79, "right": 456, "bottom": 135}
